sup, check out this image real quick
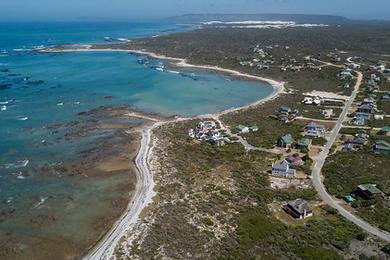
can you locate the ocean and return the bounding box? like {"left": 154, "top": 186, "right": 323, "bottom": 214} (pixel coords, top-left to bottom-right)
{"left": 0, "top": 22, "right": 273, "bottom": 259}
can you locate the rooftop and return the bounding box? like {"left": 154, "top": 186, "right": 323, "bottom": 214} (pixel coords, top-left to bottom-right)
{"left": 280, "top": 134, "right": 293, "bottom": 144}
{"left": 297, "top": 138, "right": 312, "bottom": 147}
{"left": 287, "top": 199, "right": 312, "bottom": 214}
{"left": 358, "top": 184, "right": 383, "bottom": 194}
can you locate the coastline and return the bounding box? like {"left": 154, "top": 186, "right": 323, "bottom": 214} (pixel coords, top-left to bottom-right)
{"left": 85, "top": 126, "right": 157, "bottom": 260}
{"left": 44, "top": 47, "right": 285, "bottom": 259}
{"left": 40, "top": 47, "right": 285, "bottom": 110}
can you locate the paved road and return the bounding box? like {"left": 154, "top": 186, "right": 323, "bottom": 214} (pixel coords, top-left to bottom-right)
{"left": 311, "top": 71, "right": 390, "bottom": 242}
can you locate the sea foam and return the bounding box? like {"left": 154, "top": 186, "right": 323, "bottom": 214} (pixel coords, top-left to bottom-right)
{"left": 5, "top": 159, "right": 29, "bottom": 169}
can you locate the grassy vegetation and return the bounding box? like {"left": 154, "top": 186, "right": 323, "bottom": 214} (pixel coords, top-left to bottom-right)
{"left": 323, "top": 151, "right": 390, "bottom": 232}
{"left": 323, "top": 151, "right": 390, "bottom": 196}
{"left": 121, "top": 119, "right": 388, "bottom": 259}
{"left": 367, "top": 116, "right": 390, "bottom": 128}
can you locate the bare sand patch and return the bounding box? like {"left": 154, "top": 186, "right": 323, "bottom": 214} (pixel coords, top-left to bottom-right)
{"left": 270, "top": 176, "right": 311, "bottom": 190}
{"left": 303, "top": 90, "right": 349, "bottom": 101}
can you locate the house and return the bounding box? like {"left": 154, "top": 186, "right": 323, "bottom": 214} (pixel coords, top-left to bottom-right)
{"left": 236, "top": 125, "right": 250, "bottom": 134}
{"left": 351, "top": 115, "right": 367, "bottom": 126}
{"left": 284, "top": 199, "right": 313, "bottom": 219}
{"left": 302, "top": 96, "right": 321, "bottom": 105}
{"left": 357, "top": 104, "right": 375, "bottom": 114}
{"left": 279, "top": 106, "right": 291, "bottom": 114}
{"left": 355, "top": 112, "right": 372, "bottom": 121}
{"left": 197, "top": 121, "right": 216, "bottom": 132}
{"left": 321, "top": 109, "right": 334, "bottom": 119}
{"left": 373, "top": 140, "right": 390, "bottom": 154}
{"left": 378, "top": 126, "right": 390, "bottom": 136}
{"left": 304, "top": 122, "right": 326, "bottom": 137}
{"left": 374, "top": 114, "right": 384, "bottom": 120}
{"left": 286, "top": 154, "right": 304, "bottom": 165}
{"left": 346, "top": 63, "right": 360, "bottom": 69}
{"left": 189, "top": 121, "right": 230, "bottom": 146}
{"left": 382, "top": 93, "right": 390, "bottom": 100}
{"left": 344, "top": 136, "right": 367, "bottom": 148}
{"left": 355, "top": 131, "right": 370, "bottom": 140}
{"left": 342, "top": 143, "right": 354, "bottom": 152}
{"left": 371, "top": 74, "right": 381, "bottom": 82}
{"left": 297, "top": 138, "right": 312, "bottom": 149}
{"left": 277, "top": 134, "right": 293, "bottom": 148}
{"left": 357, "top": 184, "right": 384, "bottom": 200}
{"left": 361, "top": 97, "right": 376, "bottom": 106}
{"left": 332, "top": 56, "right": 341, "bottom": 63}
{"left": 278, "top": 114, "right": 289, "bottom": 123}
{"left": 271, "top": 160, "right": 296, "bottom": 178}
{"left": 339, "top": 71, "right": 353, "bottom": 80}
{"left": 249, "top": 125, "right": 259, "bottom": 132}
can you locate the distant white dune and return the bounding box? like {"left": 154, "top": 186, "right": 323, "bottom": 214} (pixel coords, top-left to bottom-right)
{"left": 203, "top": 20, "right": 328, "bottom": 29}
{"left": 204, "top": 20, "right": 296, "bottom": 25}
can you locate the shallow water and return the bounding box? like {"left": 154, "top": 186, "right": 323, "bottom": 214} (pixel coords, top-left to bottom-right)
{"left": 0, "top": 22, "right": 273, "bottom": 258}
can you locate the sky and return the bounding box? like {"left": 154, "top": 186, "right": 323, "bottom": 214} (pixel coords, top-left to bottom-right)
{"left": 1, "top": 0, "right": 390, "bottom": 22}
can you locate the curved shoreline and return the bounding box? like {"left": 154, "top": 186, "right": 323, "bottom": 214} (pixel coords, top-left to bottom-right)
{"left": 47, "top": 47, "right": 285, "bottom": 259}
{"left": 40, "top": 47, "right": 285, "bottom": 104}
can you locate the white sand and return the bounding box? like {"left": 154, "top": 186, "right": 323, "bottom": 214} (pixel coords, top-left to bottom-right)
{"left": 303, "top": 90, "right": 350, "bottom": 101}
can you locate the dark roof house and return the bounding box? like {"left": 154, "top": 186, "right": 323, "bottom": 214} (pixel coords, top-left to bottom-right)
{"left": 378, "top": 126, "right": 390, "bottom": 136}
{"left": 304, "top": 122, "right": 326, "bottom": 137}
{"left": 284, "top": 199, "right": 313, "bottom": 219}
{"left": 357, "top": 184, "right": 384, "bottom": 199}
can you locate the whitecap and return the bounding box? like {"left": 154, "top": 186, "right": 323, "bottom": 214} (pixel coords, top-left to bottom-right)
{"left": 0, "top": 105, "right": 6, "bottom": 111}
{"left": 16, "top": 116, "right": 28, "bottom": 121}
{"left": 5, "top": 197, "right": 13, "bottom": 204}
{"left": 57, "top": 102, "right": 64, "bottom": 106}
{"left": 16, "top": 173, "right": 26, "bottom": 179}
{"left": 13, "top": 48, "right": 33, "bottom": 52}
{"left": 33, "top": 196, "right": 49, "bottom": 209}
{"left": 5, "top": 159, "right": 29, "bottom": 169}
{"left": 166, "top": 70, "right": 180, "bottom": 74}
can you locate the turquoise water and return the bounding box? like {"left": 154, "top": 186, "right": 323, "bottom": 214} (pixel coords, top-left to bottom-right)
{"left": 0, "top": 22, "right": 273, "bottom": 258}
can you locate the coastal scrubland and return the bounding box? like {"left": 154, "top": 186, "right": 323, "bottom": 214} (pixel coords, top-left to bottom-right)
{"left": 323, "top": 151, "right": 390, "bottom": 233}
{"left": 115, "top": 120, "right": 388, "bottom": 259}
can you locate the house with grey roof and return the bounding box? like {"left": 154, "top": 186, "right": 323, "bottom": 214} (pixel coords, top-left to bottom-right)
{"left": 304, "top": 122, "right": 326, "bottom": 137}
{"left": 271, "top": 160, "right": 296, "bottom": 178}
{"left": 284, "top": 199, "right": 313, "bottom": 219}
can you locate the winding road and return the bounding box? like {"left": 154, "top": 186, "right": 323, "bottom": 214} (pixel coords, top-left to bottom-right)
{"left": 311, "top": 71, "right": 390, "bottom": 242}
